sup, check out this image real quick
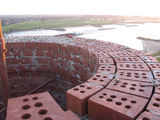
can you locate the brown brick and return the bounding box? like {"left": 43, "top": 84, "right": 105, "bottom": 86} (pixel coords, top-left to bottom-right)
{"left": 70, "top": 46, "right": 79, "bottom": 55}
{"left": 25, "top": 42, "right": 37, "bottom": 49}
{"left": 17, "top": 65, "right": 28, "bottom": 72}
{"left": 12, "top": 57, "right": 23, "bottom": 64}
{"left": 35, "top": 50, "right": 44, "bottom": 56}
{"left": 28, "top": 65, "right": 38, "bottom": 71}
{"left": 7, "top": 66, "right": 16, "bottom": 73}
{"left": 13, "top": 43, "right": 24, "bottom": 49}
{"left": 50, "top": 66, "right": 59, "bottom": 73}
{"left": 59, "top": 44, "right": 69, "bottom": 52}
{"left": 30, "top": 71, "right": 41, "bottom": 77}
{"left": 6, "top": 43, "right": 12, "bottom": 50}
{"left": 55, "top": 52, "right": 65, "bottom": 58}
{"left": 23, "top": 50, "right": 33, "bottom": 56}
{"left": 39, "top": 65, "right": 49, "bottom": 71}
{"left": 49, "top": 43, "right": 59, "bottom": 51}
{"left": 37, "top": 43, "right": 48, "bottom": 50}
{"left": 19, "top": 72, "right": 30, "bottom": 77}
{"left": 24, "top": 57, "right": 36, "bottom": 64}
{"left": 8, "top": 72, "right": 17, "bottom": 78}
{"left": 11, "top": 50, "right": 22, "bottom": 56}
{"left": 37, "top": 57, "right": 48, "bottom": 64}
{"left": 60, "top": 59, "right": 70, "bottom": 68}
{"left": 45, "top": 50, "right": 54, "bottom": 57}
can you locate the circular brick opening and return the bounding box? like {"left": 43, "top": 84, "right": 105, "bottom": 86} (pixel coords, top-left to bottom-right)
{"left": 38, "top": 109, "right": 48, "bottom": 115}
{"left": 23, "top": 98, "right": 29, "bottom": 102}
{"left": 32, "top": 97, "right": 38, "bottom": 100}
{"left": 22, "top": 105, "right": 31, "bottom": 110}
{"left": 142, "top": 117, "right": 150, "bottom": 120}
{"left": 21, "top": 113, "right": 31, "bottom": 119}
{"left": 34, "top": 102, "right": 43, "bottom": 107}
{"left": 44, "top": 117, "right": 53, "bottom": 120}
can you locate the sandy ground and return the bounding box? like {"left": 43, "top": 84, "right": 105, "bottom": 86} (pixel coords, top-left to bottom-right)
{"left": 141, "top": 40, "right": 160, "bottom": 55}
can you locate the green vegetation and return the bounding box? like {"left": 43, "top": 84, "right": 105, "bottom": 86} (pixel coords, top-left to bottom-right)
{"left": 2, "top": 18, "right": 116, "bottom": 33}
{"left": 150, "top": 50, "right": 160, "bottom": 57}
{"left": 156, "top": 57, "right": 160, "bottom": 61}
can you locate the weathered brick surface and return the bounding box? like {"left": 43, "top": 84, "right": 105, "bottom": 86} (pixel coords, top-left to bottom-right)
{"left": 106, "top": 79, "right": 153, "bottom": 99}
{"left": 97, "top": 65, "right": 116, "bottom": 74}
{"left": 117, "top": 63, "right": 150, "bottom": 71}
{"left": 67, "top": 82, "right": 103, "bottom": 116}
{"left": 88, "top": 89, "right": 148, "bottom": 120}
{"left": 87, "top": 73, "right": 113, "bottom": 87}
{"left": 146, "top": 93, "right": 160, "bottom": 114}
{"left": 116, "top": 70, "right": 153, "bottom": 83}
{"left": 136, "top": 111, "right": 160, "bottom": 120}
{"left": 4, "top": 36, "right": 159, "bottom": 120}
{"left": 6, "top": 92, "right": 74, "bottom": 120}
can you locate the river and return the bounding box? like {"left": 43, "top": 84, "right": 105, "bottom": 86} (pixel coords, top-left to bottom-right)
{"left": 5, "top": 23, "right": 160, "bottom": 51}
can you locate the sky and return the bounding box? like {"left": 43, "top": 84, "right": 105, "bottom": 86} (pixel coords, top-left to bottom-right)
{"left": 0, "top": 0, "right": 160, "bottom": 16}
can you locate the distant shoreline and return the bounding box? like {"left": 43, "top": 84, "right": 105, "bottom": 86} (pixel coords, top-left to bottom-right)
{"left": 137, "top": 36, "right": 160, "bottom": 41}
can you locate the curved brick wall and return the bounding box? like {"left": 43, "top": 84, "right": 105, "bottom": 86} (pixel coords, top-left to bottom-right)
{"left": 3, "top": 36, "right": 160, "bottom": 120}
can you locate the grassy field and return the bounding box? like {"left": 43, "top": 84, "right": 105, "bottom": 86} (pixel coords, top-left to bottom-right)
{"left": 2, "top": 18, "right": 116, "bottom": 33}
{"left": 156, "top": 57, "right": 160, "bottom": 61}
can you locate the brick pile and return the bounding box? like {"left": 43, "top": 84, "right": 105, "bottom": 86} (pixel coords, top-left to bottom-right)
{"left": 2, "top": 36, "right": 160, "bottom": 120}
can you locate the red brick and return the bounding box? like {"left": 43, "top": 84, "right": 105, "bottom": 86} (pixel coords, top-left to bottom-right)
{"left": 107, "top": 79, "right": 153, "bottom": 99}
{"left": 70, "top": 46, "right": 79, "bottom": 55}
{"left": 17, "top": 65, "right": 28, "bottom": 72}
{"left": 8, "top": 72, "right": 17, "bottom": 79}
{"left": 117, "top": 63, "right": 150, "bottom": 71}
{"left": 88, "top": 89, "right": 148, "bottom": 120}
{"left": 24, "top": 57, "right": 36, "bottom": 64}
{"left": 65, "top": 53, "right": 73, "bottom": 61}
{"left": 59, "top": 44, "right": 69, "bottom": 52}
{"left": 42, "top": 72, "right": 53, "bottom": 78}
{"left": 49, "top": 43, "right": 59, "bottom": 51}
{"left": 67, "top": 82, "right": 103, "bottom": 116}
{"left": 7, "top": 92, "right": 71, "bottom": 120}
{"left": 69, "top": 70, "right": 81, "bottom": 79}
{"left": 147, "top": 63, "right": 160, "bottom": 70}
{"left": 59, "top": 67, "right": 68, "bottom": 76}
{"left": 19, "top": 72, "right": 30, "bottom": 77}
{"left": 16, "top": 78, "right": 31, "bottom": 84}
{"left": 51, "top": 80, "right": 62, "bottom": 86}
{"left": 28, "top": 65, "right": 38, "bottom": 71}
{"left": 45, "top": 50, "right": 54, "bottom": 57}
{"left": 62, "top": 75, "right": 72, "bottom": 82}
{"left": 140, "top": 55, "right": 159, "bottom": 63}
{"left": 7, "top": 66, "right": 16, "bottom": 73}
{"left": 72, "top": 78, "right": 82, "bottom": 86}
{"left": 80, "top": 47, "right": 88, "bottom": 58}
{"left": 137, "top": 111, "right": 160, "bottom": 120}
{"left": 23, "top": 50, "right": 33, "bottom": 56}
{"left": 116, "top": 70, "right": 154, "bottom": 83}
{"left": 65, "top": 110, "right": 80, "bottom": 120}
{"left": 74, "top": 56, "right": 82, "bottom": 63}
{"left": 88, "top": 52, "right": 95, "bottom": 62}
{"left": 37, "top": 57, "right": 48, "bottom": 64}
{"left": 5, "top": 43, "right": 12, "bottom": 50}
{"left": 50, "top": 66, "right": 59, "bottom": 73}
{"left": 87, "top": 73, "right": 112, "bottom": 87}
{"left": 60, "top": 59, "right": 70, "bottom": 68}
{"left": 55, "top": 52, "right": 65, "bottom": 58}
{"left": 108, "top": 52, "right": 136, "bottom": 57}
{"left": 147, "top": 93, "right": 160, "bottom": 113}
{"left": 39, "top": 65, "right": 49, "bottom": 71}
{"left": 152, "top": 70, "right": 160, "bottom": 80}
{"left": 89, "top": 62, "right": 95, "bottom": 72}
{"left": 31, "top": 77, "right": 50, "bottom": 84}
{"left": 37, "top": 42, "right": 48, "bottom": 50}
{"left": 13, "top": 43, "right": 24, "bottom": 49}
{"left": 97, "top": 65, "right": 116, "bottom": 74}
{"left": 49, "top": 58, "right": 59, "bottom": 66}
{"left": 6, "top": 58, "right": 11, "bottom": 65}
{"left": 94, "top": 53, "right": 110, "bottom": 59}
{"left": 114, "top": 57, "right": 144, "bottom": 63}
{"left": 25, "top": 42, "right": 37, "bottom": 49}
{"left": 70, "top": 62, "right": 81, "bottom": 72}
{"left": 35, "top": 50, "right": 44, "bottom": 56}
{"left": 11, "top": 50, "right": 22, "bottom": 56}
{"left": 12, "top": 57, "right": 23, "bottom": 64}
{"left": 5, "top": 51, "right": 11, "bottom": 57}
{"left": 30, "top": 71, "right": 41, "bottom": 77}
{"left": 81, "top": 66, "right": 88, "bottom": 75}
{"left": 81, "top": 58, "right": 89, "bottom": 67}
{"left": 99, "top": 58, "right": 114, "bottom": 65}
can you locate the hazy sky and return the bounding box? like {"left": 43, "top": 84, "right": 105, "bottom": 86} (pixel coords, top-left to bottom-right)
{"left": 0, "top": 0, "right": 160, "bottom": 16}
